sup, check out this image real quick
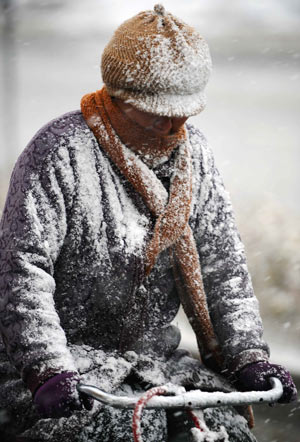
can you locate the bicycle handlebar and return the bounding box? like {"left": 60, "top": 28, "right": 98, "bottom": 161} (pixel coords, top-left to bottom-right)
{"left": 77, "top": 377, "right": 283, "bottom": 409}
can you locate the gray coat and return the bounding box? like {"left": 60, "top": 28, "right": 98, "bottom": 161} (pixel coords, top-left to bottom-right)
{"left": 0, "top": 111, "right": 268, "bottom": 440}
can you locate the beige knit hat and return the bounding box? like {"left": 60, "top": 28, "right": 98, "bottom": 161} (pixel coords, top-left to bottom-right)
{"left": 101, "top": 4, "right": 212, "bottom": 117}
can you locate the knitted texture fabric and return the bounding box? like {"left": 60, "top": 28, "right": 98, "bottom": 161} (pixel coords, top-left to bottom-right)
{"left": 33, "top": 371, "right": 94, "bottom": 419}
{"left": 81, "top": 88, "right": 223, "bottom": 369}
{"left": 101, "top": 4, "right": 212, "bottom": 117}
{"left": 236, "top": 362, "right": 297, "bottom": 404}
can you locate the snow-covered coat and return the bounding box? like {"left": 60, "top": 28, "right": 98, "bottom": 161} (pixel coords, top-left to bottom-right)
{"left": 0, "top": 110, "right": 268, "bottom": 440}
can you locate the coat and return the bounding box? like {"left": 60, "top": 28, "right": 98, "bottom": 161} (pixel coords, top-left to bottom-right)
{"left": 0, "top": 110, "right": 268, "bottom": 440}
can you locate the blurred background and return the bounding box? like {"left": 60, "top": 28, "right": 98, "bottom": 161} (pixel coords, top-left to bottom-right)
{"left": 0, "top": 0, "right": 299, "bottom": 439}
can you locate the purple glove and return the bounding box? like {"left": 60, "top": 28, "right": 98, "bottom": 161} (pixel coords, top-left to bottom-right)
{"left": 33, "top": 371, "right": 93, "bottom": 418}
{"left": 236, "top": 361, "right": 298, "bottom": 403}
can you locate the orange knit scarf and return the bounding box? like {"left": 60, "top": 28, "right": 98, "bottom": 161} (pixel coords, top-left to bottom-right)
{"left": 80, "top": 87, "right": 223, "bottom": 369}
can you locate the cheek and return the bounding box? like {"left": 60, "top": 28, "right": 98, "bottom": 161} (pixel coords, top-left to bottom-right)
{"left": 141, "top": 115, "right": 160, "bottom": 130}
{"left": 128, "top": 112, "right": 155, "bottom": 129}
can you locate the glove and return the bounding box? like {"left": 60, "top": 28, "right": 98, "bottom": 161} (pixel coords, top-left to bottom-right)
{"left": 236, "top": 361, "right": 297, "bottom": 404}
{"left": 33, "top": 371, "right": 94, "bottom": 418}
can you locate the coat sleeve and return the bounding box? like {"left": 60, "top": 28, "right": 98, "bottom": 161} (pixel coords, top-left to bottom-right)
{"left": 0, "top": 133, "right": 77, "bottom": 391}
{"left": 190, "top": 128, "right": 270, "bottom": 373}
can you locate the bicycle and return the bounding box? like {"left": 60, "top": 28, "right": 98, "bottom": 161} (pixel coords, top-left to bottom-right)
{"left": 78, "top": 377, "right": 283, "bottom": 442}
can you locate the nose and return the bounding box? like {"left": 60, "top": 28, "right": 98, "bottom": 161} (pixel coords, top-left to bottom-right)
{"left": 152, "top": 116, "right": 172, "bottom": 135}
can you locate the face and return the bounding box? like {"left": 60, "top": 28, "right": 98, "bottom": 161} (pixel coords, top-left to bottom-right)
{"left": 115, "top": 98, "right": 188, "bottom": 137}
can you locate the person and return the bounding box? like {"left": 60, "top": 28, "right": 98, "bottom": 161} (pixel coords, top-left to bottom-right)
{"left": 0, "top": 4, "right": 297, "bottom": 442}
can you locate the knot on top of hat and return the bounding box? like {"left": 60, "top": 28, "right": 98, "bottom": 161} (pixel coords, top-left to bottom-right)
{"left": 154, "top": 4, "right": 166, "bottom": 16}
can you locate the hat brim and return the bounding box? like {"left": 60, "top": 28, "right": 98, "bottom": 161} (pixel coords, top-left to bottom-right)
{"left": 106, "top": 86, "right": 207, "bottom": 118}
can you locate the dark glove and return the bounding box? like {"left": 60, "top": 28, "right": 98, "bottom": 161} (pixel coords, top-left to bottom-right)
{"left": 33, "top": 371, "right": 93, "bottom": 418}
{"left": 236, "top": 361, "right": 297, "bottom": 403}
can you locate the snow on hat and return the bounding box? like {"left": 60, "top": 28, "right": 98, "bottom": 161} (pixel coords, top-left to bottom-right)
{"left": 101, "top": 4, "right": 212, "bottom": 117}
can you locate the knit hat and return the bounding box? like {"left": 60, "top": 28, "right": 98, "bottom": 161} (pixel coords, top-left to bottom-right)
{"left": 101, "top": 4, "right": 212, "bottom": 117}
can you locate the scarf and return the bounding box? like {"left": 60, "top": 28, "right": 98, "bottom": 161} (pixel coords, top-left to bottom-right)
{"left": 80, "top": 87, "right": 223, "bottom": 369}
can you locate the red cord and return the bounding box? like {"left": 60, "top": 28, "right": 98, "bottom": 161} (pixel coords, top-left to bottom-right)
{"left": 187, "top": 409, "right": 205, "bottom": 432}
{"left": 132, "top": 387, "right": 206, "bottom": 441}
{"left": 132, "top": 386, "right": 167, "bottom": 442}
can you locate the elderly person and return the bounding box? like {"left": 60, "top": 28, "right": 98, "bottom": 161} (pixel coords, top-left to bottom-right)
{"left": 0, "top": 4, "right": 296, "bottom": 442}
